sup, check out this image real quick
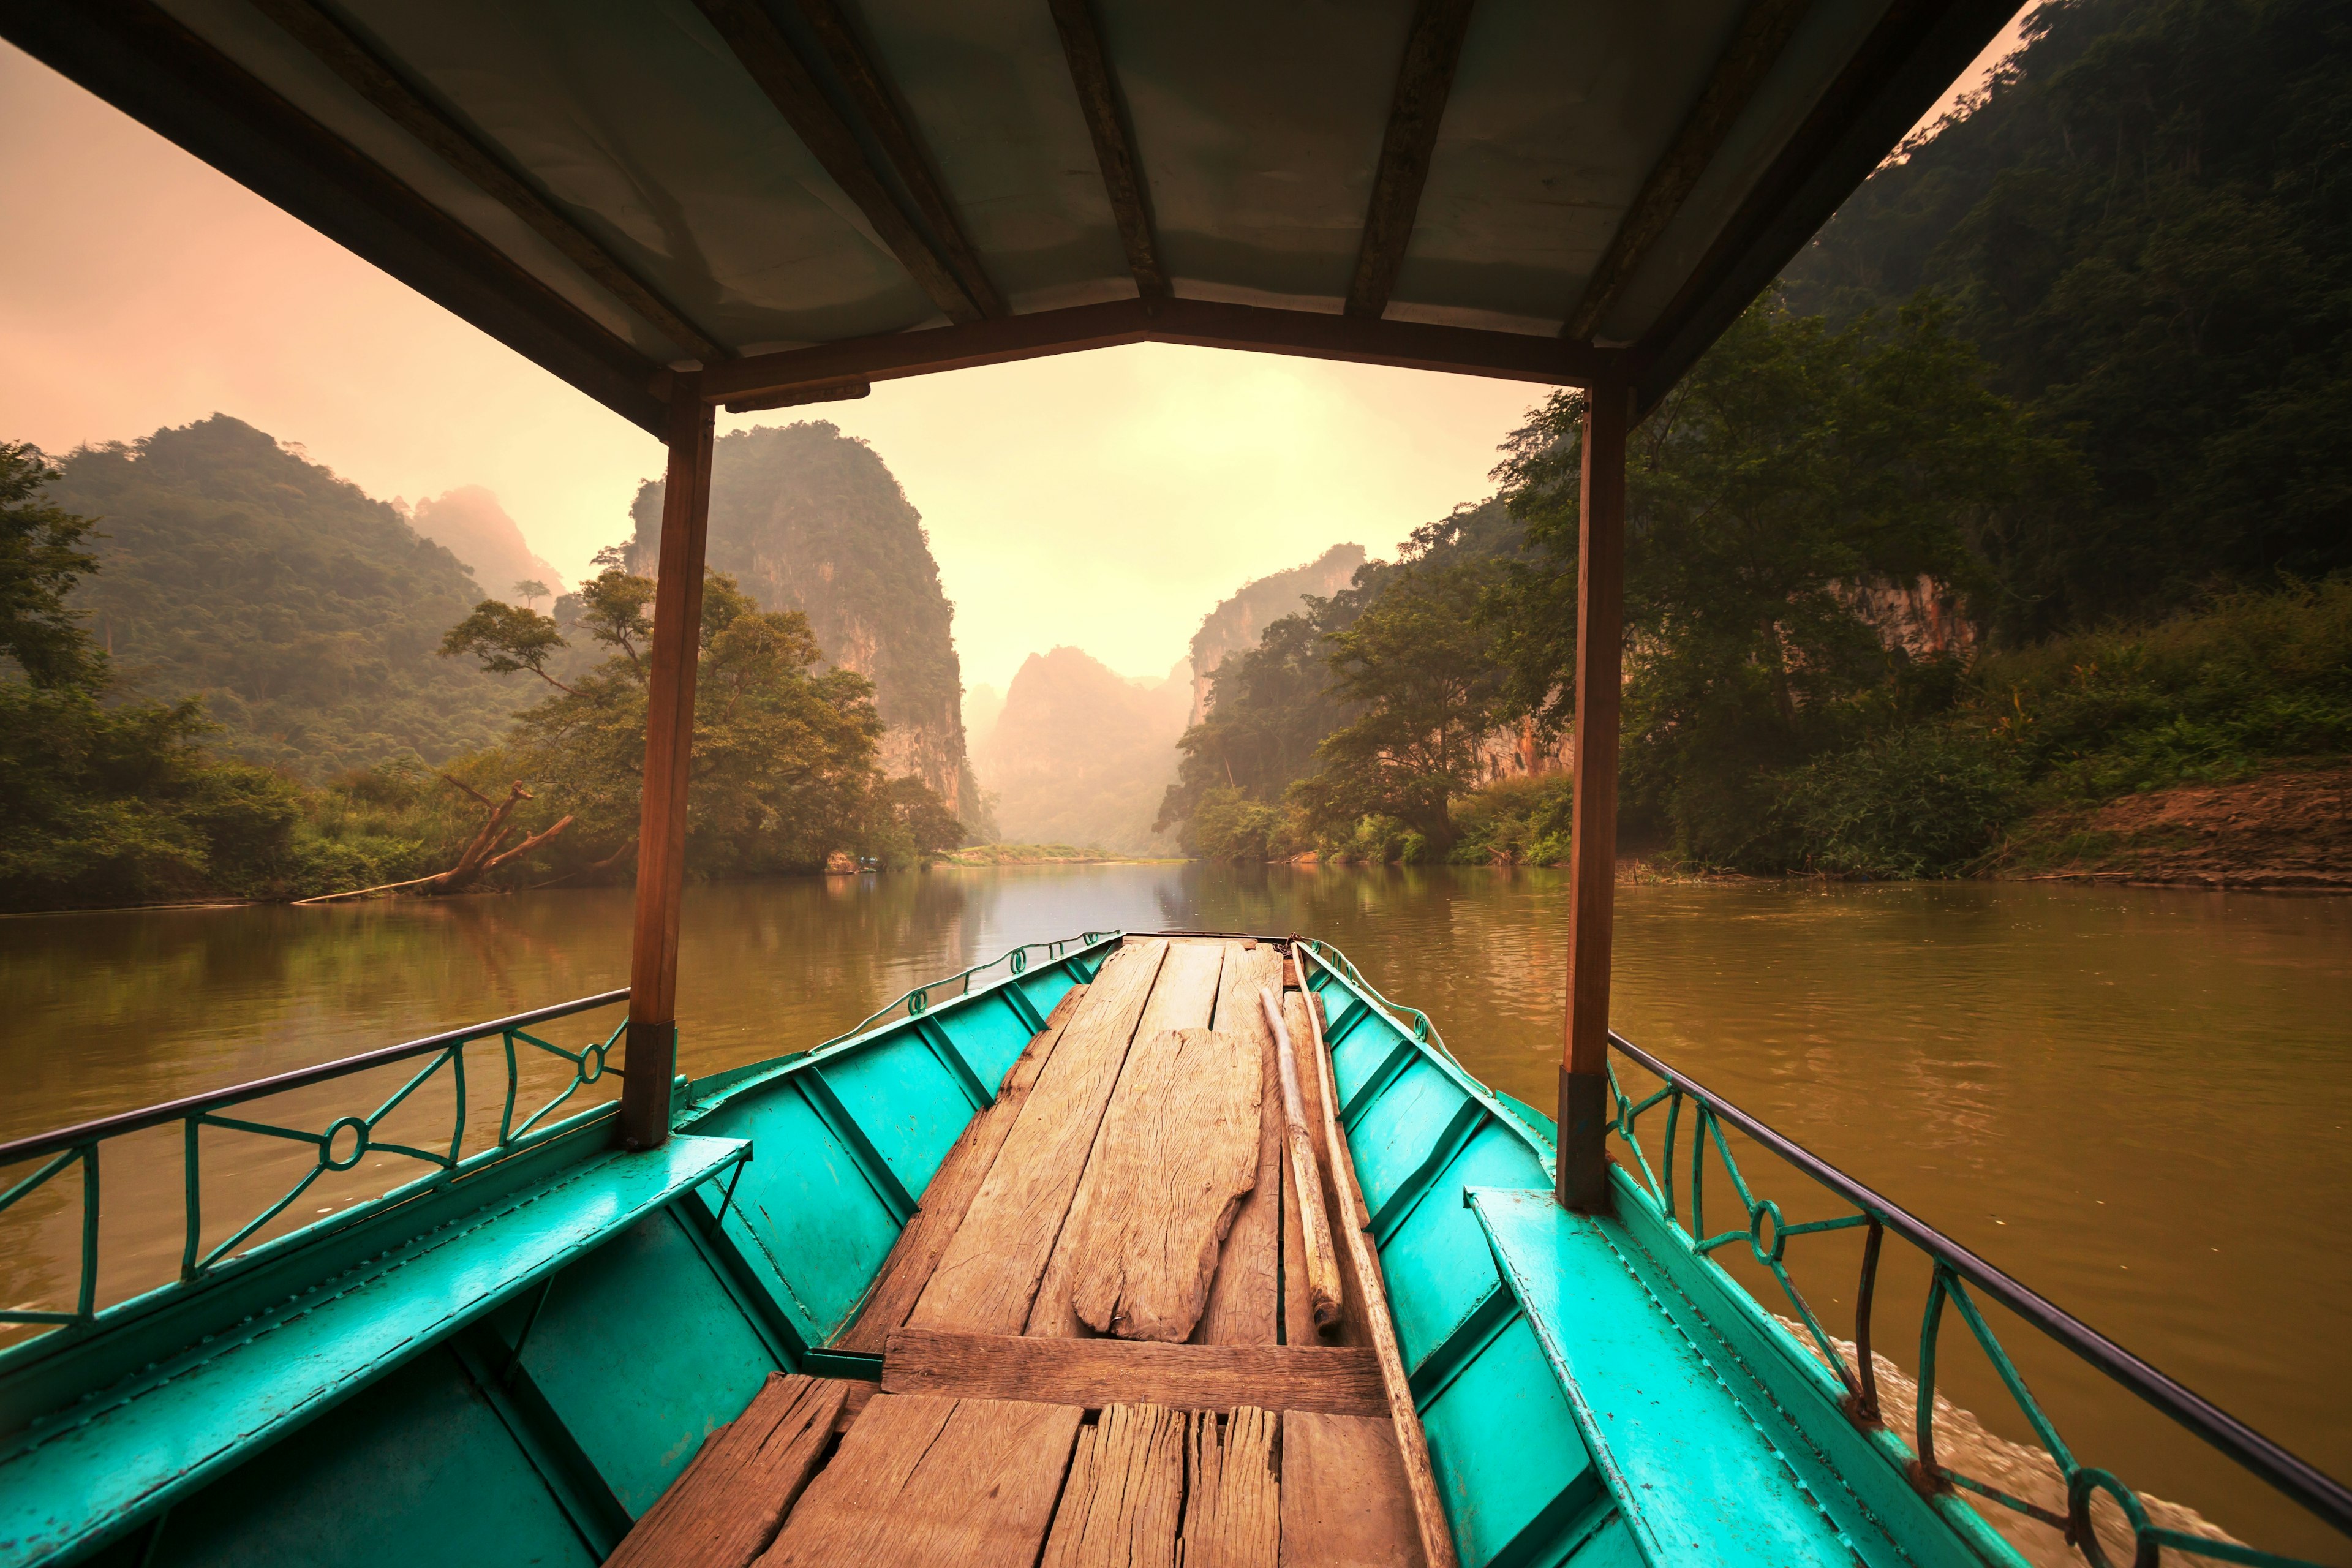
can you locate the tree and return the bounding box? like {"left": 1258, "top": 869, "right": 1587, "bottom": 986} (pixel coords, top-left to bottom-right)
{"left": 512, "top": 578, "right": 552, "bottom": 611}
{"left": 1290, "top": 562, "right": 1509, "bottom": 850}
{"left": 1489, "top": 295, "right": 2080, "bottom": 864}
{"left": 440, "top": 600, "right": 573, "bottom": 692}
{"left": 1, "top": 443, "right": 102, "bottom": 689}
{"left": 465, "top": 567, "right": 892, "bottom": 876}
{"left": 1, "top": 448, "right": 312, "bottom": 910}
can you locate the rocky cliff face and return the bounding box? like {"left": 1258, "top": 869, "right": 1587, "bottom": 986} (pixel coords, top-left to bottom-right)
{"left": 979, "top": 649, "right": 1191, "bottom": 852}
{"left": 631, "top": 422, "right": 970, "bottom": 815}
{"left": 405, "top": 486, "right": 565, "bottom": 603}
{"left": 1187, "top": 544, "right": 1366, "bottom": 725}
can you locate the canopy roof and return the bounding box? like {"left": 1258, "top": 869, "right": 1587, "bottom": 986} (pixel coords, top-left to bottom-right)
{"left": 4, "top": 0, "right": 2013, "bottom": 432}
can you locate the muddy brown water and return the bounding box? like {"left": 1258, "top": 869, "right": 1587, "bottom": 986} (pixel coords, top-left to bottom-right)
{"left": 4, "top": 868, "right": 2346, "bottom": 1561}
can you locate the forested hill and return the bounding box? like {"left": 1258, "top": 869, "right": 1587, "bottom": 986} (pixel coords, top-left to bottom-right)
{"left": 630, "top": 421, "right": 973, "bottom": 813}
{"left": 1781, "top": 0, "right": 2352, "bottom": 640}
{"left": 45, "top": 416, "right": 522, "bottom": 775}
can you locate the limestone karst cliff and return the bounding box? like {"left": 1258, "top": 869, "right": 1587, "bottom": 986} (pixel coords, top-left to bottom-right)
{"left": 978, "top": 649, "right": 1190, "bottom": 853}
{"left": 630, "top": 421, "right": 973, "bottom": 815}
{"left": 1186, "top": 544, "right": 1365, "bottom": 725}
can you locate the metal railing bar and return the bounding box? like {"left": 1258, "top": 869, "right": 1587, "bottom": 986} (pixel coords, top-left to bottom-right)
{"left": 0, "top": 989, "right": 630, "bottom": 1167}
{"left": 1607, "top": 1029, "right": 2352, "bottom": 1536}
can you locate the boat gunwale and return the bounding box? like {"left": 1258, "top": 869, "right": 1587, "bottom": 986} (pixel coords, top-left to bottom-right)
{"left": 1301, "top": 933, "right": 2352, "bottom": 1559}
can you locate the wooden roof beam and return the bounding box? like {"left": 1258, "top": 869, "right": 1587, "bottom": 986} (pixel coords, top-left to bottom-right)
{"left": 692, "top": 297, "right": 1618, "bottom": 407}
{"left": 1346, "top": 0, "right": 1477, "bottom": 320}
{"left": 248, "top": 0, "right": 729, "bottom": 363}
{"left": 1562, "top": 0, "right": 1811, "bottom": 344}
{"left": 690, "top": 0, "right": 986, "bottom": 325}
{"left": 790, "top": 0, "right": 1003, "bottom": 320}
{"left": 1047, "top": 0, "right": 1169, "bottom": 300}
{"left": 1629, "top": 0, "right": 2024, "bottom": 407}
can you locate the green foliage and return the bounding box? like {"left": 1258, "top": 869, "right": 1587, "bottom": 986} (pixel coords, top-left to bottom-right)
{"left": 1157, "top": 500, "right": 1520, "bottom": 854}
{"left": 1291, "top": 559, "right": 1510, "bottom": 849}
{"left": 440, "top": 600, "right": 573, "bottom": 692}
{"left": 1493, "top": 297, "right": 2078, "bottom": 865}
{"left": 1774, "top": 726, "right": 2024, "bottom": 876}
{"left": 1444, "top": 775, "right": 1577, "bottom": 866}
{"left": 0, "top": 681, "right": 313, "bottom": 910}
{"left": 1784, "top": 0, "right": 2352, "bottom": 638}
{"left": 0, "top": 443, "right": 102, "bottom": 689}
{"left": 42, "top": 417, "right": 524, "bottom": 775}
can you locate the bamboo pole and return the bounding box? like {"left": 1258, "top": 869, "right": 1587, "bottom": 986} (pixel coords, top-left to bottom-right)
{"left": 1559, "top": 372, "right": 1629, "bottom": 1213}
{"left": 1260, "top": 987, "right": 1342, "bottom": 1328}
{"left": 619, "top": 371, "right": 716, "bottom": 1152}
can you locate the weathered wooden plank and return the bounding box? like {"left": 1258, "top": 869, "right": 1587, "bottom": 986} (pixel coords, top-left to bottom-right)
{"left": 1266, "top": 989, "right": 1344, "bottom": 1329}
{"left": 606, "top": 1374, "right": 850, "bottom": 1568}
{"left": 881, "top": 1329, "right": 1388, "bottom": 1415}
{"left": 758, "top": 1393, "right": 1080, "bottom": 1568}
{"left": 1302, "top": 991, "right": 1459, "bottom": 1568}
{"left": 1183, "top": 1406, "right": 1280, "bottom": 1568}
{"left": 1028, "top": 941, "right": 1229, "bottom": 1336}
{"left": 1280, "top": 1411, "right": 1425, "bottom": 1567}
{"left": 1039, "top": 1403, "right": 1185, "bottom": 1568}
{"left": 1291, "top": 992, "right": 1371, "bottom": 1349}
{"left": 911, "top": 942, "right": 1169, "bottom": 1333}
{"left": 834, "top": 986, "right": 1090, "bottom": 1351}
{"left": 1063, "top": 1027, "right": 1262, "bottom": 1341}
{"left": 1196, "top": 944, "right": 1287, "bottom": 1346}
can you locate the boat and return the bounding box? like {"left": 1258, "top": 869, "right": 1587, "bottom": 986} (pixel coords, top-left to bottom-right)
{"left": 4, "top": 930, "right": 2346, "bottom": 1567}
{"left": 4, "top": 1, "right": 2348, "bottom": 1563}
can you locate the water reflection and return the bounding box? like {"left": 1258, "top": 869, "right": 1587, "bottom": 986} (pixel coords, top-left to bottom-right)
{"left": 4, "top": 867, "right": 2346, "bottom": 1556}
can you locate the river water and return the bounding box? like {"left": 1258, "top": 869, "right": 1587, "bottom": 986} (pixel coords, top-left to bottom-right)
{"left": 4, "top": 867, "right": 2347, "bottom": 1559}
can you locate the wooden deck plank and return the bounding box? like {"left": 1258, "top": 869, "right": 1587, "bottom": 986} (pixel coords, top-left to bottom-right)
{"left": 1063, "top": 1027, "right": 1262, "bottom": 1341}
{"left": 910, "top": 941, "right": 1169, "bottom": 1335}
{"left": 881, "top": 1328, "right": 1388, "bottom": 1415}
{"left": 833, "top": 985, "right": 1090, "bottom": 1351}
{"left": 1183, "top": 1406, "right": 1280, "bottom": 1568}
{"left": 1280, "top": 1411, "right": 1425, "bottom": 1567}
{"left": 605, "top": 1374, "right": 850, "bottom": 1568}
{"left": 1196, "top": 944, "right": 1287, "bottom": 1346}
{"left": 757, "top": 1393, "right": 1080, "bottom": 1568}
{"left": 1027, "top": 940, "right": 1228, "bottom": 1336}
{"left": 1039, "top": 1404, "right": 1186, "bottom": 1568}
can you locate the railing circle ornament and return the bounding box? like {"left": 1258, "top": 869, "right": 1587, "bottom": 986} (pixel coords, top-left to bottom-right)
{"left": 2068, "top": 1468, "right": 2158, "bottom": 1568}
{"left": 579, "top": 1041, "right": 608, "bottom": 1084}
{"left": 1010, "top": 949, "right": 1028, "bottom": 976}
{"left": 908, "top": 989, "right": 929, "bottom": 1017}
{"left": 320, "top": 1115, "right": 369, "bottom": 1172}
{"left": 1748, "top": 1197, "right": 1788, "bottom": 1266}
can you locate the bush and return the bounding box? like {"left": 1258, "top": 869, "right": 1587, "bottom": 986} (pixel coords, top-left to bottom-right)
{"left": 1446, "top": 775, "right": 1575, "bottom": 864}
{"left": 1778, "top": 726, "right": 2022, "bottom": 876}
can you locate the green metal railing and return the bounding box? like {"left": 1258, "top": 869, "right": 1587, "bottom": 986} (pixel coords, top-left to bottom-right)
{"left": 1295, "top": 933, "right": 2351, "bottom": 1567}
{"left": 809, "top": 931, "right": 1121, "bottom": 1052}
{"left": 0, "top": 989, "right": 632, "bottom": 1332}
{"left": 1605, "top": 1035, "right": 2352, "bottom": 1568}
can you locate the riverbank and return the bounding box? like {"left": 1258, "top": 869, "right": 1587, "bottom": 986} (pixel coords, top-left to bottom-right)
{"left": 1991, "top": 760, "right": 2352, "bottom": 890}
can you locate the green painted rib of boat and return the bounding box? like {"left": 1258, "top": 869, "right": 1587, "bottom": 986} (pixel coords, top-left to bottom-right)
{"left": 0, "top": 932, "right": 2343, "bottom": 1568}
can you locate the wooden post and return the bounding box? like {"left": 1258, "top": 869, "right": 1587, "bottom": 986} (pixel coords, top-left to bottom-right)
{"left": 1558, "top": 372, "right": 1629, "bottom": 1213}
{"left": 619, "top": 371, "right": 715, "bottom": 1152}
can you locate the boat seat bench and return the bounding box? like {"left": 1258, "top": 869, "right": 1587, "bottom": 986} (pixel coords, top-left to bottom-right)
{"left": 1466, "top": 1188, "right": 1864, "bottom": 1567}
{"left": 0, "top": 1134, "right": 748, "bottom": 1567}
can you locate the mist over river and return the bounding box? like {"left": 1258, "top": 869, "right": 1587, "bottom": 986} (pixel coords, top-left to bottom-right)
{"left": 5, "top": 868, "right": 2347, "bottom": 1558}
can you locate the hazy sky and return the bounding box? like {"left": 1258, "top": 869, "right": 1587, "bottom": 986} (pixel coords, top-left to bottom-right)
{"left": 0, "top": 20, "right": 2021, "bottom": 695}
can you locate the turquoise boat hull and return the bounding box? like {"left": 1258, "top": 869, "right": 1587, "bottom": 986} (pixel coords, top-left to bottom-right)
{"left": 0, "top": 933, "right": 2122, "bottom": 1566}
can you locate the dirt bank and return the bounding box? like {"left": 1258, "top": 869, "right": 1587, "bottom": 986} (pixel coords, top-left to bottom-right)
{"left": 1999, "top": 761, "right": 2352, "bottom": 889}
